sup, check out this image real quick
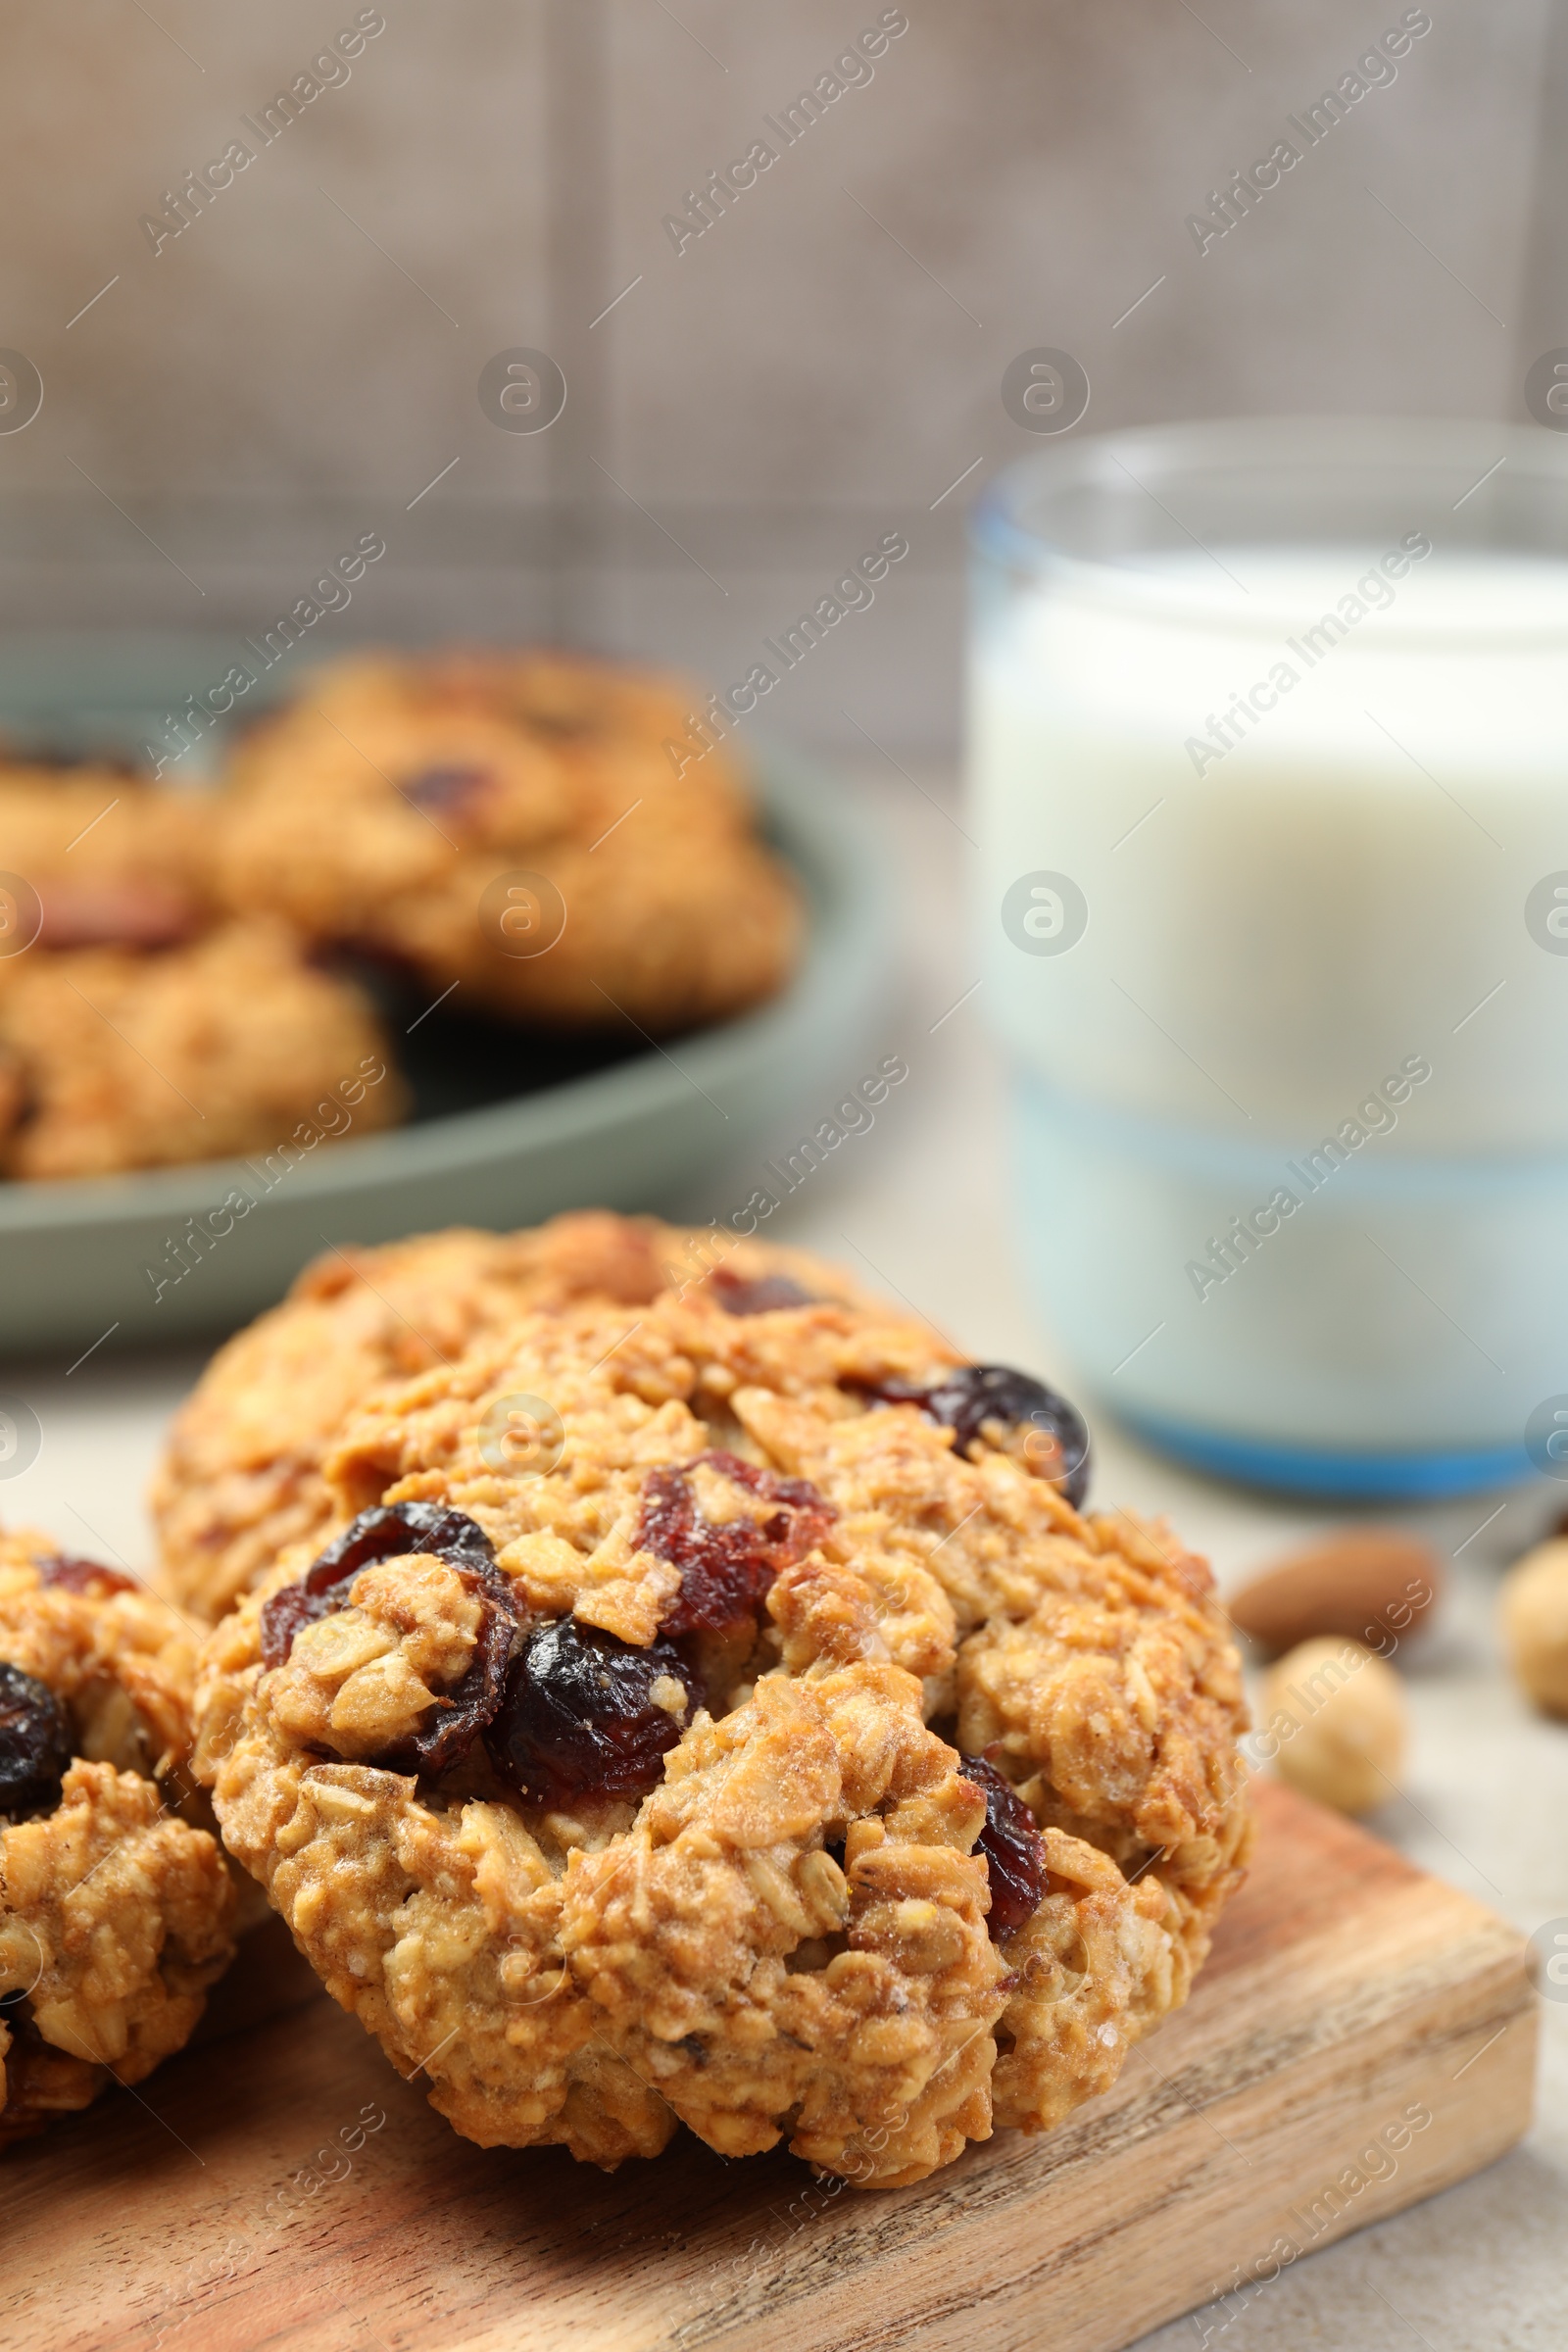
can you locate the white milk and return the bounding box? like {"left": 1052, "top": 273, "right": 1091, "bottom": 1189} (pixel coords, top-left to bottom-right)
{"left": 974, "top": 545, "right": 1568, "bottom": 1149}
{"left": 970, "top": 537, "right": 1568, "bottom": 1482}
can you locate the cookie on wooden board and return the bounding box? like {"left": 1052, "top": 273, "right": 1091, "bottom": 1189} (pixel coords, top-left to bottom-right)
{"left": 192, "top": 1249, "right": 1250, "bottom": 2187}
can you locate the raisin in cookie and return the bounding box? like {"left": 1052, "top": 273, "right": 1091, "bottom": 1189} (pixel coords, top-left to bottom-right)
{"left": 153, "top": 1215, "right": 867, "bottom": 1624}
{"left": 0, "top": 1532, "right": 237, "bottom": 2142}
{"left": 212, "top": 650, "right": 802, "bottom": 1033}
{"left": 194, "top": 1271, "right": 1250, "bottom": 2186}
{"left": 0, "top": 917, "right": 404, "bottom": 1180}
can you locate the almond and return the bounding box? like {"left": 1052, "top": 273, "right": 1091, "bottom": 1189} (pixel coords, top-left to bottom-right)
{"left": 1227, "top": 1529, "right": 1441, "bottom": 1658}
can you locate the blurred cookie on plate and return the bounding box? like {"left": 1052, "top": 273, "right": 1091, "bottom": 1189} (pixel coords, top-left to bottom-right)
{"left": 0, "top": 759, "right": 214, "bottom": 954}
{"left": 0, "top": 916, "right": 404, "bottom": 1181}
{"left": 212, "top": 650, "right": 803, "bottom": 1033}
{"left": 0, "top": 755, "right": 405, "bottom": 1182}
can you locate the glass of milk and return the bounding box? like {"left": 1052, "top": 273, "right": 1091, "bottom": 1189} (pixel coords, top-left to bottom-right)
{"left": 970, "top": 416, "right": 1568, "bottom": 1497}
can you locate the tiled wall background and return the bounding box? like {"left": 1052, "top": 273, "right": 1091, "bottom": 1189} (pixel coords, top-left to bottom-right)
{"left": 0, "top": 0, "right": 1559, "bottom": 748}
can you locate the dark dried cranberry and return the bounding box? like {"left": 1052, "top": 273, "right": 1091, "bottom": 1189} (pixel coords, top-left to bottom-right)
{"left": 483, "top": 1619, "right": 700, "bottom": 1803}
{"left": 0, "top": 1662, "right": 74, "bottom": 1823}
{"left": 708, "top": 1268, "right": 815, "bottom": 1316}
{"left": 848, "top": 1365, "right": 1091, "bottom": 1508}
{"left": 401, "top": 764, "right": 489, "bottom": 815}
{"left": 640, "top": 1451, "right": 835, "bottom": 1637}
{"left": 960, "top": 1754, "right": 1046, "bottom": 1941}
{"left": 39, "top": 1554, "right": 137, "bottom": 1596}
{"left": 260, "top": 1501, "right": 496, "bottom": 1669}
{"left": 260, "top": 1501, "right": 517, "bottom": 1776}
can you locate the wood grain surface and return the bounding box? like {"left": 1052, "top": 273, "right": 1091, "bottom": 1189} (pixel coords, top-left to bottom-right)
{"left": 1, "top": 1780, "right": 1537, "bottom": 2352}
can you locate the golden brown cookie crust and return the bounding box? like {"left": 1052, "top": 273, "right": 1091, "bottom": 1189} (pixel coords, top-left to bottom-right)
{"left": 212, "top": 651, "right": 803, "bottom": 1032}
{"left": 194, "top": 1270, "right": 1250, "bottom": 2185}
{"left": 153, "top": 1214, "right": 871, "bottom": 1623}
{"left": 0, "top": 1533, "right": 237, "bottom": 2142}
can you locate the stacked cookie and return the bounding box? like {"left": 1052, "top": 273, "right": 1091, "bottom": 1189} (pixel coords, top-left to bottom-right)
{"left": 0, "top": 649, "right": 801, "bottom": 1181}
{"left": 0, "top": 1534, "right": 236, "bottom": 2141}
{"left": 0, "top": 762, "right": 402, "bottom": 1179}
{"left": 12, "top": 1211, "right": 1250, "bottom": 2187}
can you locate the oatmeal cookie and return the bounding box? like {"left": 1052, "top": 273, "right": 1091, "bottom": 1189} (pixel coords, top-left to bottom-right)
{"left": 0, "top": 760, "right": 215, "bottom": 956}
{"left": 212, "top": 650, "right": 802, "bottom": 1032}
{"left": 153, "top": 1215, "right": 867, "bottom": 1624}
{"left": 0, "top": 1531, "right": 237, "bottom": 2142}
{"left": 194, "top": 1265, "right": 1250, "bottom": 2185}
{"left": 0, "top": 916, "right": 405, "bottom": 1180}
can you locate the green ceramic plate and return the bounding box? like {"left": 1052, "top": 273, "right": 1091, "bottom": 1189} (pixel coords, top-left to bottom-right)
{"left": 0, "top": 639, "right": 892, "bottom": 1355}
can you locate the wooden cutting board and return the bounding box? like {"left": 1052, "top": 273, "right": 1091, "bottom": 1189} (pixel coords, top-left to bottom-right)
{"left": 2, "top": 1780, "right": 1537, "bottom": 2352}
